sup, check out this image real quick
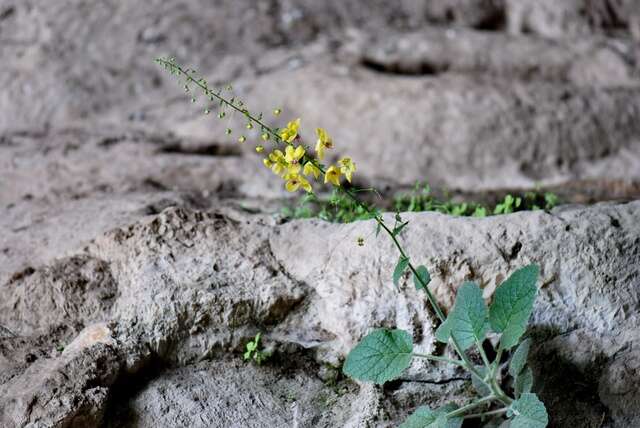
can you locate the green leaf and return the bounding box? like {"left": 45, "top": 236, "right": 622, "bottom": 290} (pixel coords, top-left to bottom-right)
{"left": 434, "top": 320, "right": 451, "bottom": 343}
{"left": 489, "top": 265, "right": 539, "bottom": 349}
{"left": 393, "top": 256, "right": 410, "bottom": 288}
{"left": 471, "top": 365, "right": 491, "bottom": 396}
{"left": 510, "top": 393, "right": 548, "bottom": 428}
{"left": 400, "top": 404, "right": 462, "bottom": 428}
{"left": 342, "top": 328, "right": 413, "bottom": 384}
{"left": 514, "top": 366, "right": 533, "bottom": 398}
{"left": 414, "top": 265, "right": 431, "bottom": 291}
{"left": 509, "top": 338, "right": 532, "bottom": 377}
{"left": 445, "top": 282, "right": 489, "bottom": 350}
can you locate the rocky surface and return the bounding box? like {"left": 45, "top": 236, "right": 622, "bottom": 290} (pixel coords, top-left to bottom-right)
{"left": 2, "top": 1, "right": 640, "bottom": 427}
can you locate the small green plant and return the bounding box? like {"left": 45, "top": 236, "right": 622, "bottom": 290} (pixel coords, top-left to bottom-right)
{"left": 494, "top": 194, "right": 522, "bottom": 214}
{"left": 344, "top": 265, "right": 547, "bottom": 426}
{"left": 243, "top": 332, "right": 269, "bottom": 365}
{"left": 156, "top": 57, "right": 549, "bottom": 426}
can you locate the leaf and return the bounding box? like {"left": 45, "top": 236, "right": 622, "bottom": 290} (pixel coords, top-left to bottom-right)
{"left": 514, "top": 366, "right": 533, "bottom": 398}
{"left": 510, "top": 393, "right": 548, "bottom": 428}
{"left": 414, "top": 265, "right": 431, "bottom": 291}
{"left": 434, "top": 320, "right": 451, "bottom": 343}
{"left": 445, "top": 282, "right": 489, "bottom": 350}
{"left": 400, "top": 404, "right": 462, "bottom": 428}
{"left": 342, "top": 328, "right": 413, "bottom": 384}
{"left": 393, "top": 256, "right": 410, "bottom": 288}
{"left": 471, "top": 365, "right": 491, "bottom": 396}
{"left": 489, "top": 265, "right": 539, "bottom": 349}
{"left": 509, "top": 338, "right": 532, "bottom": 377}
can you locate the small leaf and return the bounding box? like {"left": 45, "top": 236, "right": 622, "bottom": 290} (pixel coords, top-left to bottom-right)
{"left": 434, "top": 320, "right": 451, "bottom": 343}
{"left": 510, "top": 393, "right": 548, "bottom": 428}
{"left": 509, "top": 338, "right": 532, "bottom": 377}
{"left": 393, "top": 256, "right": 410, "bottom": 288}
{"left": 514, "top": 366, "right": 533, "bottom": 398}
{"left": 342, "top": 328, "right": 413, "bottom": 384}
{"left": 489, "top": 265, "right": 539, "bottom": 349}
{"left": 471, "top": 365, "right": 491, "bottom": 396}
{"left": 446, "top": 282, "right": 489, "bottom": 350}
{"left": 400, "top": 404, "right": 462, "bottom": 428}
{"left": 414, "top": 265, "right": 431, "bottom": 291}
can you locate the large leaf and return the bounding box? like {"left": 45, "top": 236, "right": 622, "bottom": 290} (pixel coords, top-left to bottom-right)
{"left": 438, "top": 282, "right": 488, "bottom": 350}
{"left": 393, "top": 256, "right": 410, "bottom": 288}
{"left": 489, "top": 265, "right": 539, "bottom": 349}
{"left": 510, "top": 393, "right": 548, "bottom": 428}
{"left": 414, "top": 265, "right": 431, "bottom": 291}
{"left": 400, "top": 404, "right": 463, "bottom": 428}
{"left": 343, "top": 328, "right": 413, "bottom": 384}
{"left": 514, "top": 366, "right": 533, "bottom": 398}
{"left": 509, "top": 338, "right": 532, "bottom": 377}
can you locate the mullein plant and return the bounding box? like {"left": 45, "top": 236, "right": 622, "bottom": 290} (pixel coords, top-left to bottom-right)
{"left": 156, "top": 57, "right": 549, "bottom": 427}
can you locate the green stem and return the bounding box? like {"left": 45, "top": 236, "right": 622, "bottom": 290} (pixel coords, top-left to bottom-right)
{"left": 463, "top": 407, "right": 508, "bottom": 419}
{"left": 413, "top": 353, "right": 465, "bottom": 368}
{"left": 156, "top": 58, "right": 285, "bottom": 143}
{"left": 445, "top": 395, "right": 495, "bottom": 419}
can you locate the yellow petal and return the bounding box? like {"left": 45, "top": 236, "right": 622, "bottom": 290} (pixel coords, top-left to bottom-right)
{"left": 294, "top": 145, "right": 305, "bottom": 160}
{"left": 285, "top": 145, "right": 295, "bottom": 162}
{"left": 263, "top": 159, "right": 272, "bottom": 168}
{"left": 287, "top": 163, "right": 301, "bottom": 176}
{"left": 285, "top": 179, "right": 300, "bottom": 192}
{"left": 303, "top": 162, "right": 320, "bottom": 179}
{"left": 315, "top": 140, "right": 325, "bottom": 160}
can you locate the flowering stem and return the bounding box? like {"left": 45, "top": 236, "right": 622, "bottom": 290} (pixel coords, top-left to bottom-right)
{"left": 155, "top": 58, "right": 285, "bottom": 144}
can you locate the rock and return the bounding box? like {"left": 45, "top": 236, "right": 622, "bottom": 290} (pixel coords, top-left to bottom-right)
{"left": 2, "top": 201, "right": 639, "bottom": 426}
{"left": 104, "top": 358, "right": 367, "bottom": 428}
{"left": 230, "top": 64, "right": 640, "bottom": 191}
{"left": 506, "top": 0, "right": 640, "bottom": 38}
{"left": 358, "top": 28, "right": 638, "bottom": 87}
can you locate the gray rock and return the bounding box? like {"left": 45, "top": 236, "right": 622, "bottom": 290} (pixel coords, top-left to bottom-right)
{"left": 2, "top": 201, "right": 639, "bottom": 427}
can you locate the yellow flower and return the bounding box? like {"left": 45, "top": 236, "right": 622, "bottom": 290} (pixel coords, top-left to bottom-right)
{"left": 303, "top": 162, "right": 321, "bottom": 179}
{"left": 280, "top": 118, "right": 300, "bottom": 143}
{"left": 267, "top": 150, "right": 287, "bottom": 176}
{"left": 263, "top": 158, "right": 272, "bottom": 168}
{"left": 315, "top": 128, "right": 333, "bottom": 160}
{"left": 284, "top": 145, "right": 305, "bottom": 165}
{"left": 339, "top": 157, "right": 356, "bottom": 183}
{"left": 256, "top": 145, "right": 264, "bottom": 153}
{"left": 324, "top": 165, "right": 341, "bottom": 186}
{"left": 284, "top": 172, "right": 312, "bottom": 193}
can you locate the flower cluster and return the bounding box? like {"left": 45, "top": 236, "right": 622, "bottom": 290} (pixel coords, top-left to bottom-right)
{"left": 262, "top": 118, "right": 356, "bottom": 194}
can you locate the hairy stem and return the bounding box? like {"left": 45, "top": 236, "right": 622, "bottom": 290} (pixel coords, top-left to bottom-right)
{"left": 463, "top": 407, "right": 509, "bottom": 419}
{"left": 413, "top": 353, "right": 466, "bottom": 368}
{"left": 445, "top": 395, "right": 495, "bottom": 419}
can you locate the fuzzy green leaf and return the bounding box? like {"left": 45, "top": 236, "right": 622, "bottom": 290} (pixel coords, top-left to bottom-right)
{"left": 400, "top": 404, "right": 462, "bottom": 428}
{"left": 489, "top": 265, "right": 539, "bottom": 349}
{"left": 434, "top": 320, "right": 451, "bottom": 343}
{"left": 471, "top": 365, "right": 491, "bottom": 396}
{"left": 509, "top": 338, "right": 532, "bottom": 377}
{"left": 393, "top": 256, "right": 410, "bottom": 288}
{"left": 510, "top": 393, "right": 548, "bottom": 428}
{"left": 414, "top": 265, "right": 431, "bottom": 291}
{"left": 444, "top": 282, "right": 489, "bottom": 350}
{"left": 514, "top": 366, "right": 533, "bottom": 398}
{"left": 343, "top": 328, "right": 413, "bottom": 384}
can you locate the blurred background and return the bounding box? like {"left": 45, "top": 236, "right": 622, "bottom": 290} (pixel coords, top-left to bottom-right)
{"left": 1, "top": 0, "right": 640, "bottom": 244}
